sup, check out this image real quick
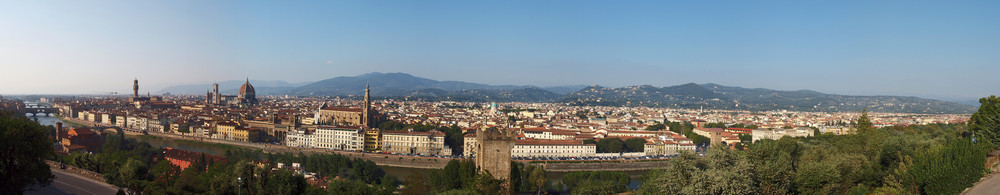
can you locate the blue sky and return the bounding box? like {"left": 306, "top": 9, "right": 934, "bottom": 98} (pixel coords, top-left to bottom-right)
{"left": 1, "top": 1, "right": 997, "bottom": 100}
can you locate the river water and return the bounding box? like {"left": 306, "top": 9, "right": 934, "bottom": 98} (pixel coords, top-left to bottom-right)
{"left": 33, "top": 113, "right": 645, "bottom": 191}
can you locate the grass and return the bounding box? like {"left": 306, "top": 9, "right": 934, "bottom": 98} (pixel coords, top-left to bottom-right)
{"left": 54, "top": 116, "right": 87, "bottom": 127}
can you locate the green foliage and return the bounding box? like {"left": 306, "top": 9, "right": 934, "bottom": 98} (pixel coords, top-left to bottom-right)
{"left": 645, "top": 123, "right": 666, "bottom": 131}
{"left": 624, "top": 138, "right": 647, "bottom": 152}
{"left": 0, "top": 111, "right": 54, "bottom": 194}
{"left": 329, "top": 179, "right": 379, "bottom": 195}
{"left": 738, "top": 133, "right": 752, "bottom": 143}
{"left": 562, "top": 171, "right": 629, "bottom": 194}
{"left": 639, "top": 121, "right": 993, "bottom": 195}
{"left": 970, "top": 95, "right": 1000, "bottom": 144}
{"left": 571, "top": 179, "right": 620, "bottom": 195}
{"left": 729, "top": 123, "right": 759, "bottom": 129}
{"left": 471, "top": 171, "right": 508, "bottom": 195}
{"left": 528, "top": 165, "right": 548, "bottom": 194}
{"left": 402, "top": 173, "right": 429, "bottom": 195}
{"left": 704, "top": 122, "right": 727, "bottom": 128}
{"left": 855, "top": 109, "right": 874, "bottom": 134}
{"left": 664, "top": 121, "right": 685, "bottom": 134}
{"left": 596, "top": 138, "right": 624, "bottom": 153}
{"left": 910, "top": 138, "right": 991, "bottom": 194}
{"left": 267, "top": 169, "right": 309, "bottom": 195}
{"left": 119, "top": 158, "right": 148, "bottom": 194}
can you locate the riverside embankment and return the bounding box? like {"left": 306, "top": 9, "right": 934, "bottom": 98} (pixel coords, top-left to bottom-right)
{"left": 56, "top": 116, "right": 671, "bottom": 172}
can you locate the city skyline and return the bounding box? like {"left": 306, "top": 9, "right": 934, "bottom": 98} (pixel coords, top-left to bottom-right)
{"left": 2, "top": 1, "right": 999, "bottom": 101}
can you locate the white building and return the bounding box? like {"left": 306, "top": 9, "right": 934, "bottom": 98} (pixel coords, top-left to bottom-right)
{"left": 511, "top": 139, "right": 596, "bottom": 158}
{"left": 463, "top": 133, "right": 477, "bottom": 157}
{"left": 518, "top": 128, "right": 577, "bottom": 140}
{"left": 285, "top": 128, "right": 314, "bottom": 148}
{"left": 752, "top": 127, "right": 814, "bottom": 142}
{"left": 115, "top": 115, "right": 127, "bottom": 128}
{"left": 381, "top": 130, "right": 450, "bottom": 156}
{"left": 313, "top": 126, "right": 363, "bottom": 151}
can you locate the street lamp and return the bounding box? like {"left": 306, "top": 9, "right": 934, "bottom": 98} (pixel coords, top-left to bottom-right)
{"left": 237, "top": 177, "right": 242, "bottom": 195}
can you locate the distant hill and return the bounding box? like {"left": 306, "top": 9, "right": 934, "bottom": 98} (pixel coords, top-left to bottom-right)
{"left": 156, "top": 72, "right": 978, "bottom": 113}
{"left": 282, "top": 72, "right": 561, "bottom": 102}
{"left": 287, "top": 72, "right": 529, "bottom": 96}
{"left": 556, "top": 83, "right": 977, "bottom": 114}
{"left": 541, "top": 85, "right": 589, "bottom": 94}
{"left": 157, "top": 80, "right": 309, "bottom": 95}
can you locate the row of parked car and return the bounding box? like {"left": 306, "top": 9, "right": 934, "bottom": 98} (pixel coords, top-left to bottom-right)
{"left": 512, "top": 154, "right": 681, "bottom": 161}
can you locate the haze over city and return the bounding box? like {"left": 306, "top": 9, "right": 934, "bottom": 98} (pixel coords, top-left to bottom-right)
{"left": 6, "top": 1, "right": 1000, "bottom": 195}
{"left": 2, "top": 1, "right": 998, "bottom": 101}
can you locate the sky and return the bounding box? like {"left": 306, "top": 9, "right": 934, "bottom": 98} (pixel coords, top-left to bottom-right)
{"left": 1, "top": 1, "right": 997, "bottom": 101}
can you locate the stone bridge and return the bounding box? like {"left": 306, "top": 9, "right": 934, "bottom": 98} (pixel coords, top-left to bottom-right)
{"left": 24, "top": 107, "right": 59, "bottom": 116}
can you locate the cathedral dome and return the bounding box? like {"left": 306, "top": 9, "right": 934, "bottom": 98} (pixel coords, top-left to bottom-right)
{"left": 238, "top": 78, "right": 255, "bottom": 96}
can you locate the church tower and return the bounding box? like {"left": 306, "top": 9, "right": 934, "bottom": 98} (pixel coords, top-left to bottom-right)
{"left": 212, "top": 83, "right": 220, "bottom": 104}
{"left": 133, "top": 78, "right": 139, "bottom": 97}
{"left": 362, "top": 82, "right": 371, "bottom": 127}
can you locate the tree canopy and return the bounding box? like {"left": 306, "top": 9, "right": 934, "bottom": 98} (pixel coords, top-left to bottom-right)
{"left": 0, "top": 111, "right": 54, "bottom": 194}
{"left": 970, "top": 95, "right": 1000, "bottom": 144}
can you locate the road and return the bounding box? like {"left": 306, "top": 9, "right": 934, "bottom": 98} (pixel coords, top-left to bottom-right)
{"left": 965, "top": 173, "right": 1000, "bottom": 195}
{"left": 24, "top": 168, "right": 119, "bottom": 195}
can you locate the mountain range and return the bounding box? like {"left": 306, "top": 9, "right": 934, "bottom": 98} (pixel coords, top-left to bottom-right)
{"left": 158, "top": 80, "right": 311, "bottom": 95}
{"left": 157, "top": 72, "right": 978, "bottom": 114}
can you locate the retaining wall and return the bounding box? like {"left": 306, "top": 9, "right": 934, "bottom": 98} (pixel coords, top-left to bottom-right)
{"left": 45, "top": 160, "right": 107, "bottom": 183}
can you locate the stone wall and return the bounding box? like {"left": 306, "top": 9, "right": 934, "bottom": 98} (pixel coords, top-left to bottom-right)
{"left": 45, "top": 160, "right": 108, "bottom": 183}
{"left": 528, "top": 160, "right": 672, "bottom": 172}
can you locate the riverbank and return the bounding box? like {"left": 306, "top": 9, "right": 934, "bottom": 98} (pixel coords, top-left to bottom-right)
{"left": 57, "top": 117, "right": 671, "bottom": 171}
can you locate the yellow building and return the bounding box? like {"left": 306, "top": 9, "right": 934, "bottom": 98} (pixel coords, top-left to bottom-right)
{"left": 216, "top": 122, "right": 260, "bottom": 142}
{"left": 381, "top": 130, "right": 448, "bottom": 155}
{"left": 364, "top": 128, "right": 381, "bottom": 151}
{"left": 317, "top": 107, "right": 364, "bottom": 126}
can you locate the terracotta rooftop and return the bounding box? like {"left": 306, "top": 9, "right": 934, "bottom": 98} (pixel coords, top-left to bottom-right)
{"left": 163, "top": 147, "right": 227, "bottom": 164}
{"left": 321, "top": 107, "right": 362, "bottom": 112}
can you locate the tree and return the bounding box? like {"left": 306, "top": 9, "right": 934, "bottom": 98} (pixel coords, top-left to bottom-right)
{"left": 0, "top": 111, "right": 54, "bottom": 194}
{"left": 401, "top": 174, "right": 429, "bottom": 195}
{"left": 441, "top": 160, "right": 462, "bottom": 190}
{"left": 596, "top": 138, "right": 624, "bottom": 153}
{"left": 329, "top": 179, "right": 378, "bottom": 195}
{"left": 563, "top": 171, "right": 629, "bottom": 194}
{"left": 266, "top": 169, "right": 308, "bottom": 195}
{"left": 119, "top": 159, "right": 148, "bottom": 194}
{"left": 645, "top": 124, "right": 666, "bottom": 131}
{"left": 624, "top": 138, "right": 647, "bottom": 153}
{"left": 528, "top": 166, "right": 547, "bottom": 195}
{"left": 970, "top": 95, "right": 1000, "bottom": 144}
{"left": 855, "top": 109, "right": 874, "bottom": 134}
{"left": 705, "top": 122, "right": 727, "bottom": 128}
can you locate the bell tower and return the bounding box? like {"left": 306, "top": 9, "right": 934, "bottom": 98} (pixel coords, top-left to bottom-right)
{"left": 362, "top": 82, "right": 371, "bottom": 127}
{"left": 133, "top": 78, "right": 139, "bottom": 97}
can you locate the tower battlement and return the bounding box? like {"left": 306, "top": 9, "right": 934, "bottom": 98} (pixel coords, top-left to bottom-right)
{"left": 475, "top": 126, "right": 514, "bottom": 189}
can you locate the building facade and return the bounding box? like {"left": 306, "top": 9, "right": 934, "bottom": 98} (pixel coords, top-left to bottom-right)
{"left": 313, "top": 126, "right": 364, "bottom": 151}
{"left": 381, "top": 130, "right": 449, "bottom": 155}
{"left": 216, "top": 122, "right": 260, "bottom": 142}
{"left": 511, "top": 139, "right": 596, "bottom": 158}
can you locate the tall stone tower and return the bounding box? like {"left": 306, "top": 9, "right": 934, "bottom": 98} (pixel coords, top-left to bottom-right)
{"left": 212, "top": 83, "right": 220, "bottom": 104}
{"left": 476, "top": 126, "right": 515, "bottom": 188}
{"left": 362, "top": 82, "right": 371, "bottom": 127}
{"left": 133, "top": 78, "right": 139, "bottom": 97}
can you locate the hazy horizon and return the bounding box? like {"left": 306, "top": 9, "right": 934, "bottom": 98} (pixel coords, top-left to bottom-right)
{"left": 2, "top": 1, "right": 998, "bottom": 101}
